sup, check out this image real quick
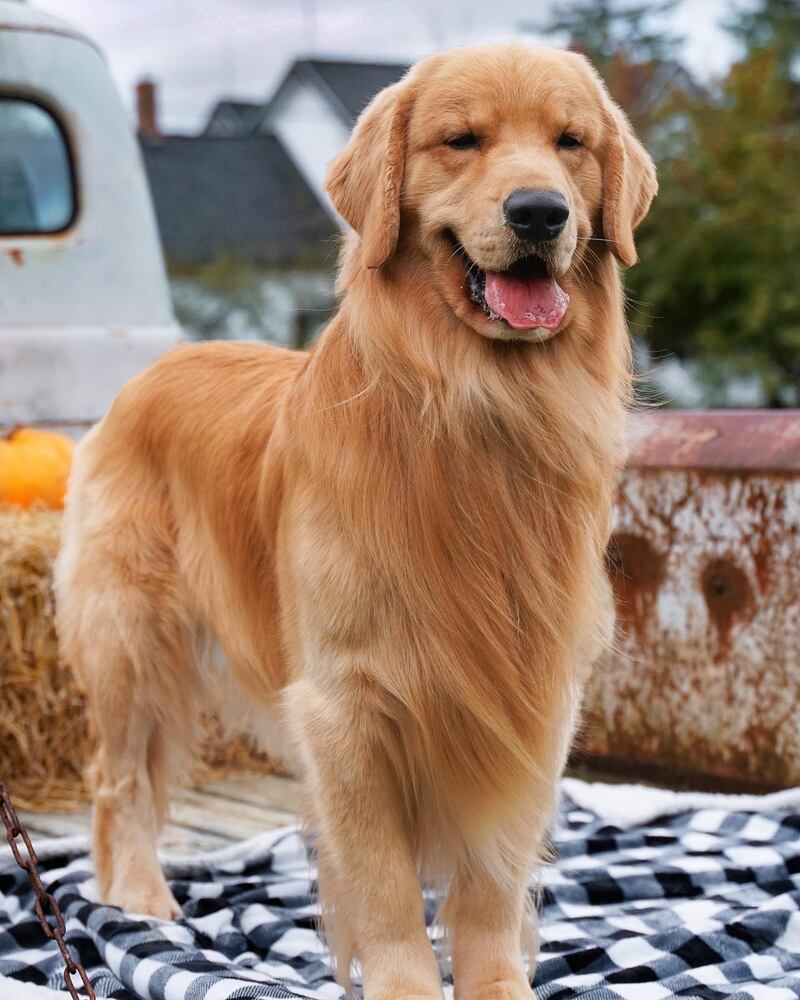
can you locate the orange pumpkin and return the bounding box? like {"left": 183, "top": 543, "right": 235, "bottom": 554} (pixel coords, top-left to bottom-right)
{"left": 0, "top": 427, "right": 74, "bottom": 509}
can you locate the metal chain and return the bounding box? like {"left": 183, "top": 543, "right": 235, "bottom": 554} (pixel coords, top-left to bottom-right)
{"left": 0, "top": 775, "right": 95, "bottom": 998}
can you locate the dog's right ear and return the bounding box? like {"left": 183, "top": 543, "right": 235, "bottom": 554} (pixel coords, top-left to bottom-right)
{"left": 325, "top": 79, "right": 413, "bottom": 269}
{"left": 600, "top": 102, "right": 658, "bottom": 268}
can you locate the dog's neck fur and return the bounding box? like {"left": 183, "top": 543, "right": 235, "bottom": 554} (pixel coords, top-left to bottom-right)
{"left": 326, "top": 240, "right": 630, "bottom": 466}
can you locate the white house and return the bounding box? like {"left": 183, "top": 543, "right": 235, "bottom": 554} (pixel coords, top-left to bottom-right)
{"left": 205, "top": 59, "right": 408, "bottom": 225}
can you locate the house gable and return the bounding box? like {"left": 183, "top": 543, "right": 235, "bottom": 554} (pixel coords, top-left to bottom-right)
{"left": 259, "top": 71, "right": 350, "bottom": 225}
{"left": 258, "top": 58, "right": 408, "bottom": 227}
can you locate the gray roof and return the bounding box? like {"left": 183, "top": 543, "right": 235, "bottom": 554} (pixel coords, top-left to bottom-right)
{"left": 140, "top": 134, "right": 338, "bottom": 269}
{"left": 294, "top": 59, "right": 409, "bottom": 124}
{"left": 202, "top": 100, "right": 263, "bottom": 138}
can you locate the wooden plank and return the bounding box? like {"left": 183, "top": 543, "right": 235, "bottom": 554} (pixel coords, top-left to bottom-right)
{"left": 159, "top": 823, "right": 230, "bottom": 853}
{"left": 17, "top": 810, "right": 90, "bottom": 839}
{"left": 168, "top": 788, "right": 295, "bottom": 840}
{"left": 14, "top": 777, "right": 298, "bottom": 849}
{"left": 16, "top": 810, "right": 235, "bottom": 856}
{"left": 202, "top": 774, "right": 302, "bottom": 814}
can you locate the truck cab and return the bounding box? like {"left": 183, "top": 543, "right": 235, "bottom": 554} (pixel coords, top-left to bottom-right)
{"left": 0, "top": 0, "right": 181, "bottom": 432}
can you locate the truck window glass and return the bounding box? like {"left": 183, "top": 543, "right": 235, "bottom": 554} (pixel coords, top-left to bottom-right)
{"left": 0, "top": 98, "right": 75, "bottom": 234}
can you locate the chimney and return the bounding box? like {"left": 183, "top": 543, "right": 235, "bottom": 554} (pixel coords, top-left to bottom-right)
{"left": 136, "top": 79, "right": 159, "bottom": 139}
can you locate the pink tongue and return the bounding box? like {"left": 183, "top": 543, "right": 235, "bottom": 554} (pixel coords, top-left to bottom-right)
{"left": 484, "top": 272, "right": 569, "bottom": 330}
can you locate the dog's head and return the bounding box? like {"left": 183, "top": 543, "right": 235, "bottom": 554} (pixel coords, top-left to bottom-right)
{"left": 326, "top": 44, "right": 657, "bottom": 343}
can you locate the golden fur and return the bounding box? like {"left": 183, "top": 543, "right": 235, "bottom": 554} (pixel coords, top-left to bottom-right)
{"left": 55, "top": 44, "right": 655, "bottom": 1000}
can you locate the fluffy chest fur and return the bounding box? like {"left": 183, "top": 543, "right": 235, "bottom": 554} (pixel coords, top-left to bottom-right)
{"left": 276, "top": 316, "right": 624, "bottom": 840}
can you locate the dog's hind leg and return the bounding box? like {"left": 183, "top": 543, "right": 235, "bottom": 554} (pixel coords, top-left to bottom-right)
{"left": 89, "top": 676, "right": 181, "bottom": 918}
{"left": 80, "top": 602, "right": 196, "bottom": 920}
{"left": 56, "top": 480, "right": 197, "bottom": 919}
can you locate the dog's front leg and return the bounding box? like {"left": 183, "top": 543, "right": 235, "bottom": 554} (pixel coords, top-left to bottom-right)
{"left": 446, "top": 865, "right": 536, "bottom": 1000}
{"left": 287, "top": 678, "right": 443, "bottom": 1000}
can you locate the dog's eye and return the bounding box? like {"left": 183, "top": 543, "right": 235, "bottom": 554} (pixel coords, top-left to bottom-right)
{"left": 557, "top": 132, "right": 582, "bottom": 150}
{"left": 445, "top": 133, "right": 480, "bottom": 150}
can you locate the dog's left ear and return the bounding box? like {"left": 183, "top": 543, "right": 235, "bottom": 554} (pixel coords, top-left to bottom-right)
{"left": 601, "top": 103, "right": 658, "bottom": 268}
{"left": 326, "top": 80, "right": 413, "bottom": 269}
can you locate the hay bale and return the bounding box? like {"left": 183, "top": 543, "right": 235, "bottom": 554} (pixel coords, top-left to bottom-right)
{"left": 0, "top": 508, "right": 275, "bottom": 812}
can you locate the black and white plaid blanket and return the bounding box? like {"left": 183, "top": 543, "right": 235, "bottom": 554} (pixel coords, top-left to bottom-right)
{"left": 2, "top": 779, "right": 800, "bottom": 999}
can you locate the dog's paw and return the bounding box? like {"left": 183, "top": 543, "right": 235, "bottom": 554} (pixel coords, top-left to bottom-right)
{"left": 367, "top": 981, "right": 444, "bottom": 1000}
{"left": 372, "top": 994, "right": 443, "bottom": 1000}
{"left": 459, "top": 979, "right": 535, "bottom": 1000}
{"left": 106, "top": 881, "right": 181, "bottom": 921}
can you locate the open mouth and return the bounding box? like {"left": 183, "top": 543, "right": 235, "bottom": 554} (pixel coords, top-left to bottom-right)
{"left": 449, "top": 238, "right": 570, "bottom": 331}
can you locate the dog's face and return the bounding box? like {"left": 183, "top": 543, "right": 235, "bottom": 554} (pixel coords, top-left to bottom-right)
{"left": 327, "top": 45, "right": 657, "bottom": 343}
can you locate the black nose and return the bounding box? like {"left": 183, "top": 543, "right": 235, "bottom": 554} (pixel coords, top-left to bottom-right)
{"left": 503, "top": 189, "right": 570, "bottom": 243}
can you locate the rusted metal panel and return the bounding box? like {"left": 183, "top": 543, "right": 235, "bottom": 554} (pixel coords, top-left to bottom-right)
{"left": 582, "top": 410, "right": 800, "bottom": 789}
{"left": 626, "top": 411, "right": 800, "bottom": 472}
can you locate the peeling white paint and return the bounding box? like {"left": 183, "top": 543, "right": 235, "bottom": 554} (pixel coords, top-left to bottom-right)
{"left": 586, "top": 462, "right": 800, "bottom": 787}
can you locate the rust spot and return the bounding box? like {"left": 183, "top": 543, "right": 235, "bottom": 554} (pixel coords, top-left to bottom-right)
{"left": 0, "top": 22, "right": 100, "bottom": 52}
{"left": 7, "top": 249, "right": 23, "bottom": 267}
{"left": 606, "top": 532, "right": 666, "bottom": 638}
{"left": 701, "top": 557, "right": 754, "bottom": 653}
{"left": 743, "top": 483, "right": 775, "bottom": 591}
{"left": 751, "top": 531, "right": 773, "bottom": 593}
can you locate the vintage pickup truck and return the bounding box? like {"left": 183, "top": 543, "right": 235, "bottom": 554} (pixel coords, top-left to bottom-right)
{"left": 0, "top": 0, "right": 180, "bottom": 433}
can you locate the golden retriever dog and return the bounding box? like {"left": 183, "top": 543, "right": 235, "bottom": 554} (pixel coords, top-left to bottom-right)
{"left": 56, "top": 43, "right": 655, "bottom": 1000}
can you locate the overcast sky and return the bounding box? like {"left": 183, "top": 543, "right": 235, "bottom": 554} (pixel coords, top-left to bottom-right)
{"left": 36, "top": 0, "right": 742, "bottom": 133}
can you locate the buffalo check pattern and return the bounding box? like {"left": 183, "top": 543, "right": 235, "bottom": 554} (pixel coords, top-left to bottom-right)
{"left": 1, "top": 788, "right": 800, "bottom": 999}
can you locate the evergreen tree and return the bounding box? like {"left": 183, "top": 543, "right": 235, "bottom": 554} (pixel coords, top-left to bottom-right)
{"left": 531, "top": 0, "right": 686, "bottom": 138}
{"left": 725, "top": 0, "right": 800, "bottom": 79}
{"left": 629, "top": 43, "right": 800, "bottom": 406}
{"left": 534, "top": 0, "right": 681, "bottom": 72}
